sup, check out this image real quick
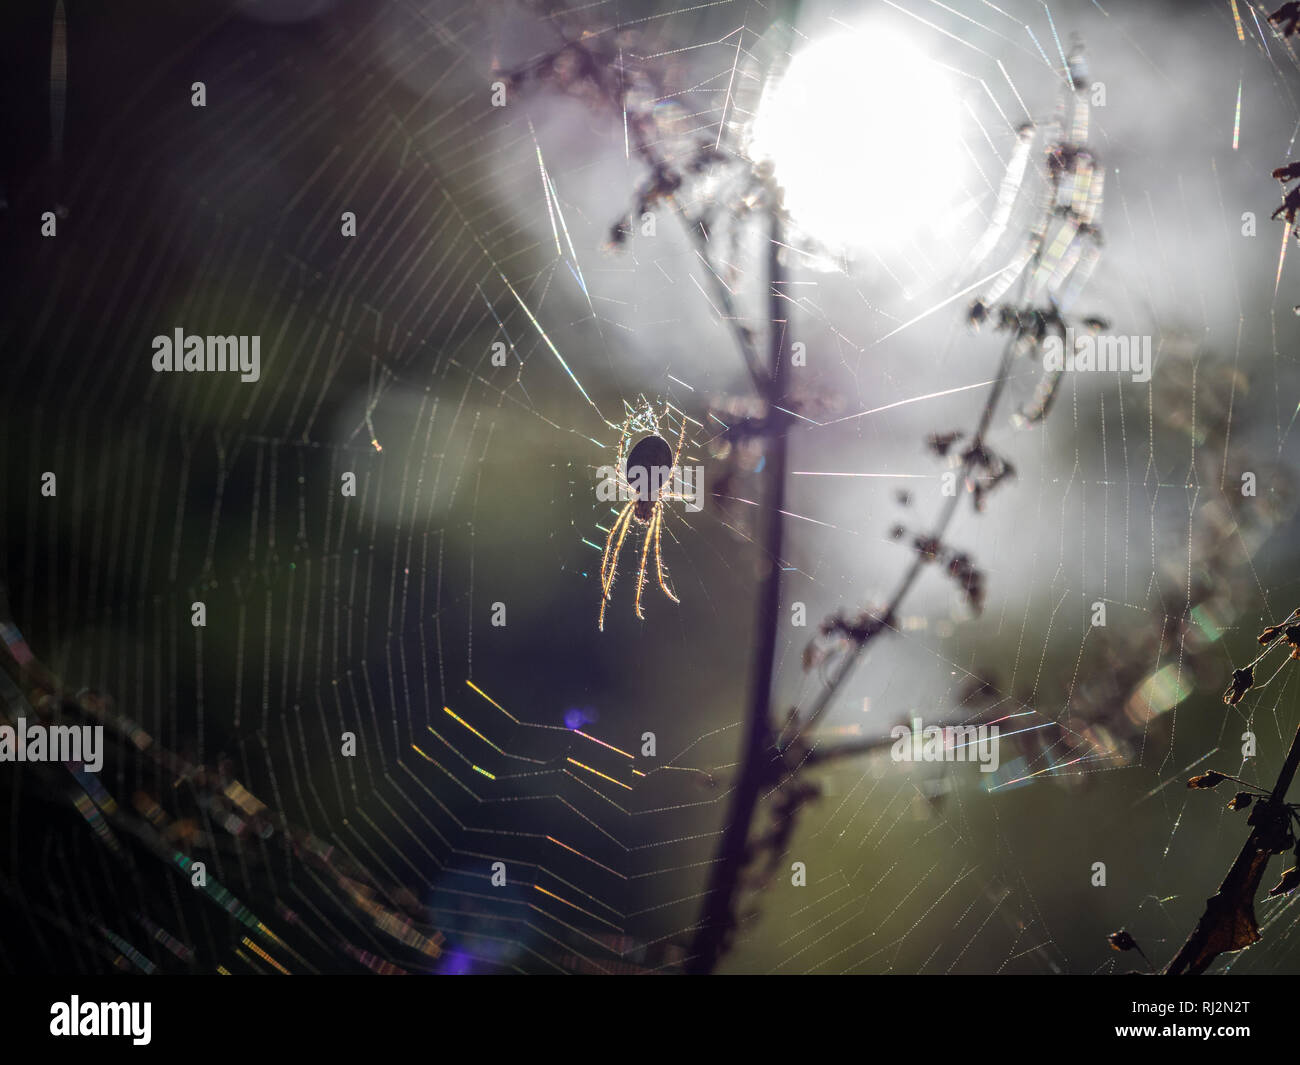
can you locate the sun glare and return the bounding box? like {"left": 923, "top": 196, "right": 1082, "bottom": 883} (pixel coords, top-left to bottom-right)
{"left": 751, "top": 27, "right": 969, "bottom": 252}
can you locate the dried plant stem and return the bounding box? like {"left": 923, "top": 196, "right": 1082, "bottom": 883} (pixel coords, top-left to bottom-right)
{"left": 675, "top": 216, "right": 770, "bottom": 394}
{"left": 686, "top": 209, "right": 789, "bottom": 974}
{"left": 620, "top": 111, "right": 769, "bottom": 393}
{"left": 688, "top": 288, "right": 1022, "bottom": 971}
{"left": 1164, "top": 713, "right": 1300, "bottom": 975}
{"left": 791, "top": 331, "right": 1020, "bottom": 749}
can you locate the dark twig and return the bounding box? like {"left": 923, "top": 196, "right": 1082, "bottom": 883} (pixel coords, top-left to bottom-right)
{"left": 1110, "top": 611, "right": 1300, "bottom": 974}
{"left": 1162, "top": 616, "right": 1300, "bottom": 974}
{"left": 686, "top": 324, "right": 1018, "bottom": 972}
{"left": 788, "top": 331, "right": 1020, "bottom": 750}
{"left": 686, "top": 202, "right": 789, "bottom": 974}
{"left": 784, "top": 50, "right": 1100, "bottom": 761}
{"left": 1163, "top": 718, "right": 1300, "bottom": 974}
{"left": 679, "top": 222, "right": 770, "bottom": 394}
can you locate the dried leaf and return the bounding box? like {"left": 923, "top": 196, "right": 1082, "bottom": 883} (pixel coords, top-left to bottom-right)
{"left": 1188, "top": 771, "right": 1227, "bottom": 790}
{"left": 1223, "top": 667, "right": 1254, "bottom": 706}
{"left": 1176, "top": 838, "right": 1276, "bottom": 972}
{"left": 1227, "top": 792, "right": 1254, "bottom": 811}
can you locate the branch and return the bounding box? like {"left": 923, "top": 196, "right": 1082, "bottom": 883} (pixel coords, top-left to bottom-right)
{"left": 674, "top": 213, "right": 770, "bottom": 393}
{"left": 1163, "top": 711, "right": 1300, "bottom": 975}
{"left": 787, "top": 323, "right": 1021, "bottom": 750}
{"left": 686, "top": 247, "right": 1023, "bottom": 975}
{"left": 686, "top": 203, "right": 789, "bottom": 974}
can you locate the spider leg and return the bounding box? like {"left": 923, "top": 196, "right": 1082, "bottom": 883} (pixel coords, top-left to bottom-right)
{"left": 599, "top": 502, "right": 637, "bottom": 631}
{"left": 658, "top": 489, "right": 700, "bottom": 505}
{"left": 633, "top": 507, "right": 655, "bottom": 620}
{"left": 652, "top": 506, "right": 679, "bottom": 605}
{"left": 614, "top": 410, "right": 634, "bottom": 467}
{"left": 665, "top": 405, "right": 689, "bottom": 499}
{"left": 667, "top": 405, "right": 687, "bottom": 465}
{"left": 601, "top": 500, "right": 635, "bottom": 599}
{"left": 607, "top": 407, "right": 637, "bottom": 497}
{"left": 600, "top": 408, "right": 639, "bottom": 577}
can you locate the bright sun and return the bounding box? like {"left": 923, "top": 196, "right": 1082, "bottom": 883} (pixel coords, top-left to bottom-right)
{"left": 750, "top": 26, "right": 969, "bottom": 253}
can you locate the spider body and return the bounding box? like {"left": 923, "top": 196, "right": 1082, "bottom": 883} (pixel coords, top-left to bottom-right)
{"left": 598, "top": 403, "right": 689, "bottom": 630}
{"left": 626, "top": 433, "right": 673, "bottom": 522}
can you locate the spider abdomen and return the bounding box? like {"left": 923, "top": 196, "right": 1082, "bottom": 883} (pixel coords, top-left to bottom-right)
{"left": 626, "top": 434, "right": 674, "bottom": 517}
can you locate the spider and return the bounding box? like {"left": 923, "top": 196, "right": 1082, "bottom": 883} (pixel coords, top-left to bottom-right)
{"left": 597, "top": 402, "right": 690, "bottom": 631}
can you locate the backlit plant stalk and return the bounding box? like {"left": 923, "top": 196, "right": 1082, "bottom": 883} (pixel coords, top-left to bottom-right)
{"left": 688, "top": 49, "right": 1104, "bottom": 973}
{"left": 1113, "top": 612, "right": 1300, "bottom": 975}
